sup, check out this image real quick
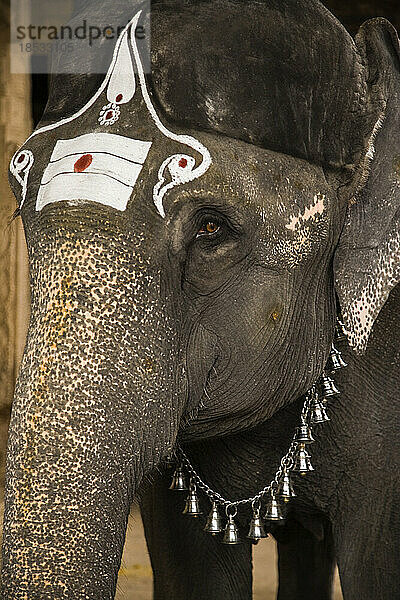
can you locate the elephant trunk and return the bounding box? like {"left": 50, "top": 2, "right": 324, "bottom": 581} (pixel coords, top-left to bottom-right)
{"left": 1, "top": 215, "right": 182, "bottom": 598}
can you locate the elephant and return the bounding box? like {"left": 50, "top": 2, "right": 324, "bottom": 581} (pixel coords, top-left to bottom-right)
{"left": 1, "top": 0, "right": 400, "bottom": 599}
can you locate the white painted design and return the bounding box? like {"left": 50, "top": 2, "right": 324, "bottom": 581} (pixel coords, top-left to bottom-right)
{"left": 8, "top": 15, "right": 136, "bottom": 205}
{"left": 106, "top": 28, "right": 136, "bottom": 105}
{"left": 36, "top": 133, "right": 152, "bottom": 211}
{"left": 37, "top": 174, "right": 134, "bottom": 212}
{"left": 286, "top": 193, "right": 326, "bottom": 231}
{"left": 98, "top": 103, "right": 121, "bottom": 126}
{"left": 153, "top": 155, "right": 196, "bottom": 216}
{"left": 10, "top": 150, "right": 34, "bottom": 209}
{"left": 41, "top": 152, "right": 142, "bottom": 187}
{"left": 13, "top": 16, "right": 138, "bottom": 145}
{"left": 50, "top": 133, "right": 151, "bottom": 163}
{"left": 129, "top": 24, "right": 212, "bottom": 217}
{"left": 11, "top": 10, "right": 212, "bottom": 217}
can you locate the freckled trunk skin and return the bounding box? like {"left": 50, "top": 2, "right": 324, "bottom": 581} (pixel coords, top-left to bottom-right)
{"left": 1, "top": 216, "right": 181, "bottom": 599}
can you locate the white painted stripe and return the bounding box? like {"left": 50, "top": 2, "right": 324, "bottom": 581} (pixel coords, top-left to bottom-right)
{"left": 42, "top": 153, "right": 143, "bottom": 187}
{"left": 107, "top": 27, "right": 136, "bottom": 104}
{"left": 36, "top": 173, "right": 135, "bottom": 212}
{"left": 50, "top": 133, "right": 152, "bottom": 165}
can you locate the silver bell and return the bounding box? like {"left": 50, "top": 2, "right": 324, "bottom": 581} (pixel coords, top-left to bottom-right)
{"left": 222, "top": 510, "right": 241, "bottom": 545}
{"left": 247, "top": 508, "right": 268, "bottom": 540}
{"left": 320, "top": 372, "right": 340, "bottom": 399}
{"left": 335, "top": 318, "right": 347, "bottom": 342}
{"left": 310, "top": 397, "right": 330, "bottom": 425}
{"left": 182, "top": 482, "right": 202, "bottom": 516}
{"left": 293, "top": 443, "right": 314, "bottom": 476}
{"left": 279, "top": 470, "right": 296, "bottom": 502}
{"left": 264, "top": 493, "right": 284, "bottom": 521}
{"left": 295, "top": 422, "right": 315, "bottom": 444}
{"left": 327, "top": 344, "right": 347, "bottom": 372}
{"left": 169, "top": 464, "right": 188, "bottom": 491}
{"left": 204, "top": 502, "right": 223, "bottom": 535}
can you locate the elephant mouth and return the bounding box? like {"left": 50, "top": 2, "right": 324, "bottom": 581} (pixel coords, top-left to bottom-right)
{"left": 180, "top": 361, "right": 217, "bottom": 430}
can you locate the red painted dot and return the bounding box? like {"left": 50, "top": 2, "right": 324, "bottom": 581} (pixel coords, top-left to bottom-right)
{"left": 74, "top": 154, "right": 93, "bottom": 173}
{"left": 106, "top": 110, "right": 114, "bottom": 120}
{"left": 17, "top": 154, "right": 25, "bottom": 163}
{"left": 115, "top": 93, "right": 123, "bottom": 103}
{"left": 178, "top": 157, "right": 188, "bottom": 168}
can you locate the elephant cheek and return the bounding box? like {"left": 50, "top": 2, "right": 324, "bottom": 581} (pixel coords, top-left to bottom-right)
{"left": 1, "top": 229, "right": 183, "bottom": 598}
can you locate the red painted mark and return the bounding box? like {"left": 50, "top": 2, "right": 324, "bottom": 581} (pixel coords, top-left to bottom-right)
{"left": 74, "top": 154, "right": 93, "bottom": 173}
{"left": 106, "top": 110, "right": 114, "bottom": 120}
{"left": 115, "top": 93, "right": 123, "bottom": 103}
{"left": 17, "top": 154, "right": 25, "bottom": 163}
{"left": 178, "top": 157, "right": 187, "bottom": 168}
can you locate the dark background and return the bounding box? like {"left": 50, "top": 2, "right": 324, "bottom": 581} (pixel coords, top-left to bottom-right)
{"left": 325, "top": 0, "right": 400, "bottom": 35}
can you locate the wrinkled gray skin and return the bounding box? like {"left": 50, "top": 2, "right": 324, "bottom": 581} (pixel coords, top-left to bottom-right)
{"left": 1, "top": 1, "right": 400, "bottom": 599}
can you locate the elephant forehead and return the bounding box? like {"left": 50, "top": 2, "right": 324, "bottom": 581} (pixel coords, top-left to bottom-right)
{"left": 9, "top": 9, "right": 212, "bottom": 220}
{"left": 181, "top": 134, "right": 333, "bottom": 222}
{"left": 166, "top": 134, "right": 334, "bottom": 267}
{"left": 10, "top": 3, "right": 339, "bottom": 225}
{"left": 43, "top": 0, "right": 365, "bottom": 169}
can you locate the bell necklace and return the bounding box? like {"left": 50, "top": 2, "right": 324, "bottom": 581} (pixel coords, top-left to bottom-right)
{"left": 169, "top": 317, "right": 348, "bottom": 544}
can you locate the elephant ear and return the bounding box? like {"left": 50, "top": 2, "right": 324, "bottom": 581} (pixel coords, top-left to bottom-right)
{"left": 334, "top": 18, "right": 400, "bottom": 353}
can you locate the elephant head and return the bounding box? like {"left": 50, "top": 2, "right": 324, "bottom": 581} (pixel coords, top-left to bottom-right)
{"left": 2, "top": 1, "right": 399, "bottom": 597}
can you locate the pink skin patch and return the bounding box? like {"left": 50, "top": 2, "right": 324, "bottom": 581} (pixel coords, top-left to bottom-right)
{"left": 286, "top": 193, "right": 326, "bottom": 231}
{"left": 74, "top": 154, "right": 93, "bottom": 173}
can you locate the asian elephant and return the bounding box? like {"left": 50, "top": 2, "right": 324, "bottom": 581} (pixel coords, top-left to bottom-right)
{"left": 1, "top": 1, "right": 400, "bottom": 599}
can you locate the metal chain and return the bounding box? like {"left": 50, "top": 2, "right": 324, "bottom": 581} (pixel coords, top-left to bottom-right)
{"left": 177, "top": 388, "right": 315, "bottom": 510}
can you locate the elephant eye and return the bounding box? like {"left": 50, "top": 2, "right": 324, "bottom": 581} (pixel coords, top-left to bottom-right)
{"left": 196, "top": 220, "right": 221, "bottom": 237}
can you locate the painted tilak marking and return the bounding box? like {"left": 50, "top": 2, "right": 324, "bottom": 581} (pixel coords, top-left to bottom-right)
{"left": 9, "top": 13, "right": 137, "bottom": 210}
{"left": 107, "top": 26, "right": 136, "bottom": 106}
{"left": 11, "top": 10, "right": 212, "bottom": 216}
{"left": 10, "top": 150, "right": 34, "bottom": 209}
{"left": 74, "top": 154, "right": 92, "bottom": 172}
{"left": 36, "top": 133, "right": 152, "bottom": 212}
{"left": 15, "top": 15, "right": 138, "bottom": 143}
{"left": 98, "top": 104, "right": 121, "bottom": 126}
{"left": 286, "top": 193, "right": 326, "bottom": 232}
